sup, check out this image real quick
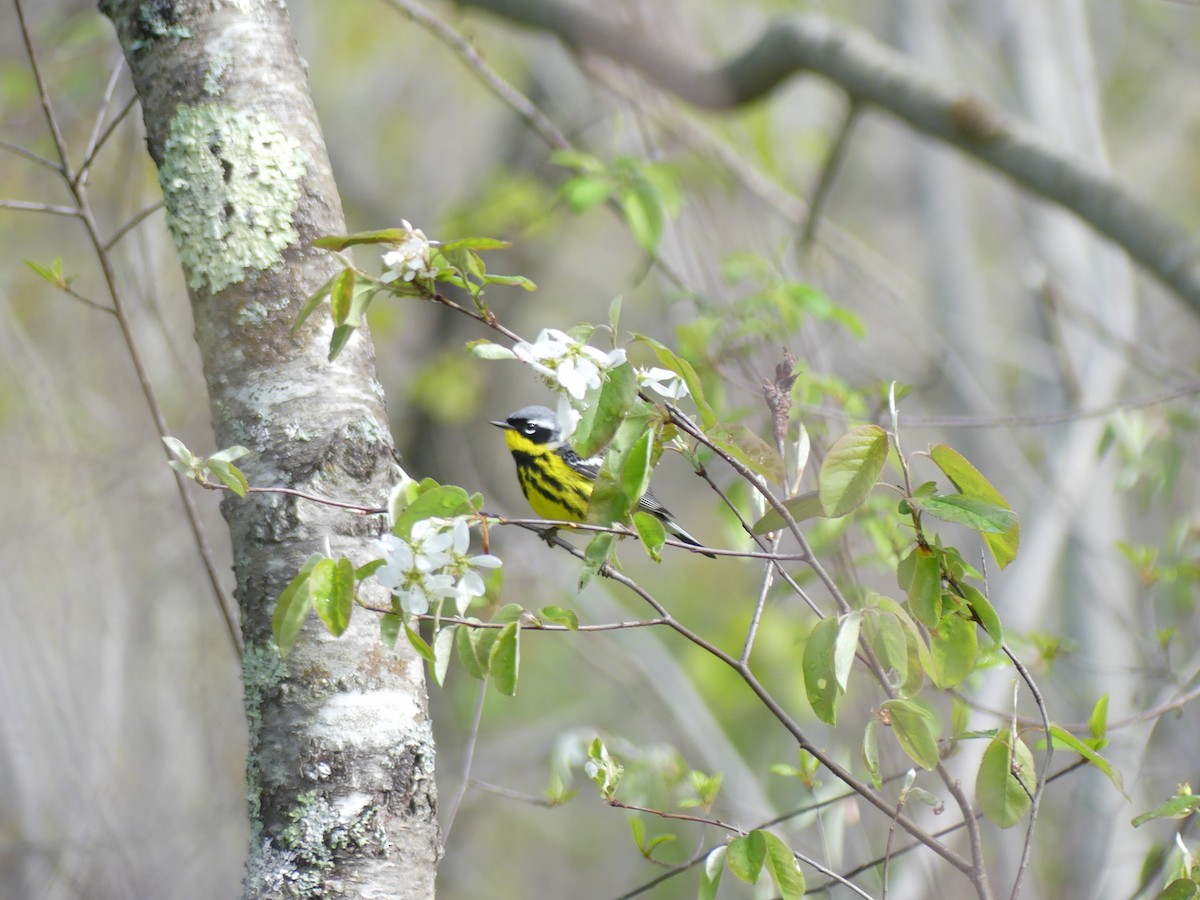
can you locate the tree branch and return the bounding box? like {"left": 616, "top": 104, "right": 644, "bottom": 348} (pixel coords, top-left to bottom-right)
{"left": 458, "top": 0, "right": 1200, "bottom": 315}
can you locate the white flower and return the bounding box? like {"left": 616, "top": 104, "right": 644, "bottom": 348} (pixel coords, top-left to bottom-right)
{"left": 373, "top": 522, "right": 456, "bottom": 615}
{"left": 374, "top": 518, "right": 500, "bottom": 617}
{"left": 512, "top": 328, "right": 627, "bottom": 399}
{"left": 637, "top": 366, "right": 689, "bottom": 401}
{"left": 380, "top": 219, "right": 437, "bottom": 284}
{"left": 444, "top": 519, "right": 502, "bottom": 615}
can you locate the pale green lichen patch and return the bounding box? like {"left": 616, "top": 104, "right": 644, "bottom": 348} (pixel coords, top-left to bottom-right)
{"left": 159, "top": 104, "right": 308, "bottom": 294}
{"left": 203, "top": 53, "right": 232, "bottom": 97}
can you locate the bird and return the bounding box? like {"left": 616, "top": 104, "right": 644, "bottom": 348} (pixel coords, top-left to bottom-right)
{"left": 491, "top": 405, "right": 715, "bottom": 558}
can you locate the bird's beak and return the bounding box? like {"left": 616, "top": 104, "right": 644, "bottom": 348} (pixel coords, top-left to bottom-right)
{"left": 489, "top": 419, "right": 511, "bottom": 430}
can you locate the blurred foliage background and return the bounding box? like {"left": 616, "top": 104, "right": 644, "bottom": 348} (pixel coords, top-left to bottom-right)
{"left": 4, "top": 0, "right": 1200, "bottom": 897}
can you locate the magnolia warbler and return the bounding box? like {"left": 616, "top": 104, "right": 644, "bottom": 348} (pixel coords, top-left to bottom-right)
{"left": 491, "top": 405, "right": 714, "bottom": 557}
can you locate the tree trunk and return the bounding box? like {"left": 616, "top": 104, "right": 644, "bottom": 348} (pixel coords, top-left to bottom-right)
{"left": 99, "top": 1, "right": 439, "bottom": 895}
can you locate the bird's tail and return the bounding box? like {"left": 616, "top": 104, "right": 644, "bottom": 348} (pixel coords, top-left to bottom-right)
{"left": 666, "top": 520, "right": 717, "bottom": 559}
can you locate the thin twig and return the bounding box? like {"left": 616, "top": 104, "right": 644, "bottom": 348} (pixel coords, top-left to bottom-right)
{"left": 104, "top": 200, "right": 165, "bottom": 251}
{"left": 0, "top": 199, "right": 80, "bottom": 217}
{"left": 440, "top": 678, "right": 488, "bottom": 851}
{"left": 76, "top": 62, "right": 131, "bottom": 187}
{"left": 14, "top": 0, "right": 243, "bottom": 657}
{"left": 801, "top": 99, "right": 860, "bottom": 251}
{"left": 382, "top": 0, "right": 571, "bottom": 151}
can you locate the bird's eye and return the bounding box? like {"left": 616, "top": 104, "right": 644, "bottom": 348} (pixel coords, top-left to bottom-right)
{"left": 523, "top": 423, "right": 537, "bottom": 435}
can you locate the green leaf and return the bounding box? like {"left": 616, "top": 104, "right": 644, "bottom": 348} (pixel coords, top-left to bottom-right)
{"left": 439, "top": 236, "right": 510, "bottom": 252}
{"left": 617, "top": 182, "right": 664, "bottom": 254}
{"left": 698, "top": 846, "right": 726, "bottom": 900}
{"left": 469, "top": 340, "right": 518, "bottom": 360}
{"left": 726, "top": 831, "right": 766, "bottom": 884}
{"left": 328, "top": 323, "right": 356, "bottom": 361}
{"left": 910, "top": 494, "right": 1019, "bottom": 534}
{"left": 455, "top": 620, "right": 487, "bottom": 679}
{"left": 958, "top": 583, "right": 1003, "bottom": 643}
{"left": 632, "top": 511, "right": 666, "bottom": 561}
{"left": 929, "top": 445, "right": 1020, "bottom": 568}
{"left": 539, "top": 606, "right": 579, "bottom": 630}
{"left": 392, "top": 484, "right": 473, "bottom": 538}
{"left": 907, "top": 547, "right": 943, "bottom": 627}
{"left": 312, "top": 228, "right": 412, "bottom": 250}
{"left": 1049, "top": 725, "right": 1126, "bottom": 797}
{"left": 272, "top": 554, "right": 323, "bottom": 656}
{"left": 489, "top": 621, "right": 520, "bottom": 696}
{"left": 480, "top": 272, "right": 536, "bottom": 291}
{"left": 708, "top": 424, "right": 786, "bottom": 483}
{"left": 621, "top": 427, "right": 654, "bottom": 505}
{"left": 561, "top": 175, "right": 613, "bottom": 211}
{"left": 761, "top": 831, "right": 805, "bottom": 900}
{"left": 832, "top": 611, "right": 862, "bottom": 693}
{"left": 870, "top": 610, "right": 908, "bottom": 689}
{"left": 818, "top": 425, "right": 888, "bottom": 517}
{"left": 433, "top": 626, "right": 455, "bottom": 687}
{"left": 380, "top": 612, "right": 401, "bottom": 648}
{"left": 929, "top": 612, "right": 978, "bottom": 688}
{"left": 750, "top": 490, "right": 826, "bottom": 534}
{"left": 586, "top": 403, "right": 653, "bottom": 528}
{"left": 205, "top": 459, "right": 249, "bottom": 497}
{"left": 573, "top": 362, "right": 639, "bottom": 458}
{"left": 862, "top": 719, "right": 881, "bottom": 789}
{"left": 312, "top": 557, "right": 354, "bottom": 637}
{"left": 162, "top": 436, "right": 195, "bottom": 465}
{"left": 329, "top": 267, "right": 354, "bottom": 326}
{"left": 1155, "top": 880, "right": 1200, "bottom": 900}
{"left": 1132, "top": 794, "right": 1200, "bottom": 827}
{"left": 1088, "top": 694, "right": 1110, "bottom": 741}
{"left": 293, "top": 272, "right": 335, "bottom": 332}
{"left": 208, "top": 445, "right": 251, "bottom": 464}
{"left": 881, "top": 699, "right": 940, "bottom": 770}
{"left": 579, "top": 532, "right": 617, "bottom": 590}
{"left": 803, "top": 617, "right": 842, "bottom": 726}
{"left": 356, "top": 558, "right": 386, "bottom": 581}
{"left": 608, "top": 295, "right": 622, "bottom": 339}
{"left": 870, "top": 596, "right": 932, "bottom": 696}
{"left": 25, "top": 257, "right": 66, "bottom": 286}
{"left": 405, "top": 624, "right": 437, "bottom": 664}
{"left": 976, "top": 730, "right": 1035, "bottom": 828}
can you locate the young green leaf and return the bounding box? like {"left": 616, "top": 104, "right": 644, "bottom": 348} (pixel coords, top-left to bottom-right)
{"left": 761, "top": 831, "right": 805, "bottom": 900}
{"left": 631, "top": 333, "right": 716, "bottom": 428}
{"left": 881, "top": 699, "right": 940, "bottom": 770}
{"left": 455, "top": 620, "right": 487, "bottom": 679}
{"left": 573, "top": 363, "right": 639, "bottom": 458}
{"left": 1131, "top": 793, "right": 1200, "bottom": 827}
{"left": 205, "top": 459, "right": 249, "bottom": 497}
{"left": 910, "top": 494, "right": 1018, "bottom": 534}
{"left": 699, "top": 846, "right": 726, "bottom": 900}
{"left": 312, "top": 557, "right": 354, "bottom": 637}
{"left": 1049, "top": 725, "right": 1126, "bottom": 797}
{"left": 819, "top": 425, "right": 888, "bottom": 517}
{"left": 405, "top": 624, "right": 437, "bottom": 664}
{"left": 726, "top": 831, "right": 767, "bottom": 884}
{"left": 929, "top": 612, "right": 978, "bottom": 688}
{"left": 380, "top": 612, "right": 401, "bottom": 648}
{"left": 929, "top": 444, "right": 1020, "bottom": 568}
{"left": 538, "top": 606, "right": 579, "bottom": 630}
{"left": 862, "top": 719, "right": 881, "bottom": 789}
{"left": 632, "top": 511, "right": 666, "bottom": 560}
{"left": 976, "top": 731, "right": 1036, "bottom": 828}
{"left": 1088, "top": 694, "right": 1110, "bottom": 742}
{"left": 957, "top": 583, "right": 1003, "bottom": 643}
{"left": 750, "top": 490, "right": 826, "bottom": 535}
{"left": 803, "top": 617, "right": 842, "bottom": 726}
{"left": 273, "top": 556, "right": 323, "bottom": 656}
{"left": 833, "top": 611, "right": 863, "bottom": 693}
{"left": 907, "top": 547, "right": 943, "bottom": 628}
{"left": 489, "top": 621, "right": 520, "bottom": 696}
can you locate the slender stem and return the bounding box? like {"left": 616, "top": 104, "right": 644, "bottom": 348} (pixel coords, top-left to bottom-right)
{"left": 801, "top": 99, "right": 860, "bottom": 250}
{"left": 76, "top": 64, "right": 132, "bottom": 187}
{"left": 14, "top": 0, "right": 242, "bottom": 657}
{"left": 105, "top": 201, "right": 165, "bottom": 251}
{"left": 0, "top": 199, "right": 80, "bottom": 217}
{"left": 440, "top": 679, "right": 488, "bottom": 851}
